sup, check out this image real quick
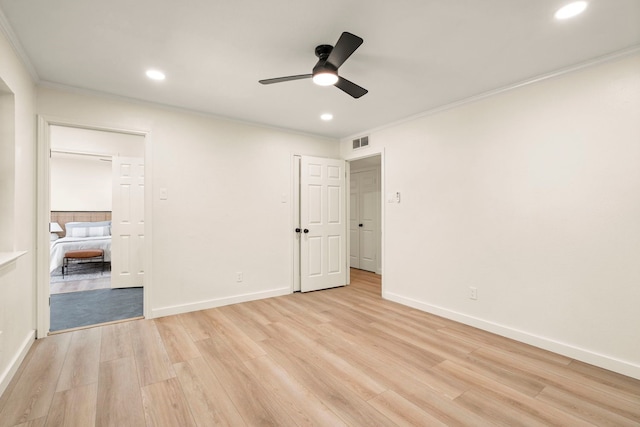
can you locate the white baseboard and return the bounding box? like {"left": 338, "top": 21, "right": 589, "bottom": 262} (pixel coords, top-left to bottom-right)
{"left": 384, "top": 291, "right": 640, "bottom": 380}
{"left": 151, "top": 287, "right": 291, "bottom": 319}
{"left": 0, "top": 330, "right": 36, "bottom": 397}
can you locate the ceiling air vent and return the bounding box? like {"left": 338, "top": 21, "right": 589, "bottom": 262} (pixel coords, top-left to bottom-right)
{"left": 352, "top": 135, "right": 369, "bottom": 150}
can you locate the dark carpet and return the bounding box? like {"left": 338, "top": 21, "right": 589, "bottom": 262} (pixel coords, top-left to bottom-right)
{"left": 50, "top": 287, "right": 143, "bottom": 331}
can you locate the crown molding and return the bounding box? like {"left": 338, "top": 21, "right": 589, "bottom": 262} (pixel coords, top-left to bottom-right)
{"left": 0, "top": 7, "right": 39, "bottom": 82}
{"left": 342, "top": 44, "right": 640, "bottom": 142}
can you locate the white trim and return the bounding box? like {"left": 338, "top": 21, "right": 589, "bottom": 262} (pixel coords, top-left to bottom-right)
{"left": 343, "top": 148, "right": 385, "bottom": 292}
{"left": 384, "top": 291, "right": 640, "bottom": 381}
{"left": 342, "top": 44, "right": 640, "bottom": 142}
{"left": 152, "top": 287, "right": 291, "bottom": 318}
{"left": 0, "top": 8, "right": 39, "bottom": 81}
{"left": 291, "top": 154, "right": 301, "bottom": 293}
{"left": 0, "top": 251, "right": 26, "bottom": 270}
{"left": 50, "top": 148, "right": 113, "bottom": 159}
{"left": 37, "top": 116, "right": 152, "bottom": 337}
{"left": 0, "top": 330, "right": 35, "bottom": 397}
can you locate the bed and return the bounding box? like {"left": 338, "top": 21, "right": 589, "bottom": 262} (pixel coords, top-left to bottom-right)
{"left": 49, "top": 212, "right": 112, "bottom": 273}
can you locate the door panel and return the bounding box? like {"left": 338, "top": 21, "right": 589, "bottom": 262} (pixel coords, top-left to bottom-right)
{"left": 350, "top": 169, "right": 378, "bottom": 272}
{"left": 300, "top": 156, "right": 347, "bottom": 292}
{"left": 111, "top": 156, "right": 144, "bottom": 288}
{"left": 349, "top": 189, "right": 359, "bottom": 268}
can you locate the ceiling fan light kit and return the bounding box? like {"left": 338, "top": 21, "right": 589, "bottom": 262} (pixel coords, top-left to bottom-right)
{"left": 259, "top": 32, "right": 368, "bottom": 98}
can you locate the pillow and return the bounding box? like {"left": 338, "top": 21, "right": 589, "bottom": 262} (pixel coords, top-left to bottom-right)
{"left": 65, "top": 221, "right": 111, "bottom": 237}
{"left": 68, "top": 225, "right": 110, "bottom": 238}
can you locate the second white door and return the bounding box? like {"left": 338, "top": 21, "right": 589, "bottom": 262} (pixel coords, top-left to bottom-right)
{"left": 350, "top": 169, "right": 377, "bottom": 272}
{"left": 111, "top": 156, "right": 145, "bottom": 289}
{"left": 300, "top": 156, "right": 347, "bottom": 292}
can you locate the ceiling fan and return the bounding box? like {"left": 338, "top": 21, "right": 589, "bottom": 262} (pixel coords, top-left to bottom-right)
{"left": 259, "top": 32, "right": 368, "bottom": 99}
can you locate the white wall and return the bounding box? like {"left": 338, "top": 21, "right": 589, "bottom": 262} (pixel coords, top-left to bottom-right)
{"left": 49, "top": 125, "right": 145, "bottom": 211}
{"left": 37, "top": 87, "right": 339, "bottom": 317}
{"left": 0, "top": 31, "right": 37, "bottom": 395}
{"left": 342, "top": 53, "right": 640, "bottom": 379}
{"left": 50, "top": 154, "right": 112, "bottom": 211}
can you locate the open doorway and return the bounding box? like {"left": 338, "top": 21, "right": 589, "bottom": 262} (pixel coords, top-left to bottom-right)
{"left": 47, "top": 125, "right": 145, "bottom": 332}
{"left": 349, "top": 154, "right": 382, "bottom": 294}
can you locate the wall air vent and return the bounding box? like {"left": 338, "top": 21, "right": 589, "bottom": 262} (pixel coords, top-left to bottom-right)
{"left": 352, "top": 135, "right": 370, "bottom": 150}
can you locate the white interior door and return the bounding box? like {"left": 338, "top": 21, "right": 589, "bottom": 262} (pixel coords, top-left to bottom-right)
{"left": 111, "top": 156, "right": 144, "bottom": 288}
{"left": 350, "top": 170, "right": 378, "bottom": 272}
{"left": 349, "top": 175, "right": 360, "bottom": 268}
{"left": 358, "top": 170, "right": 377, "bottom": 272}
{"left": 300, "top": 156, "right": 347, "bottom": 292}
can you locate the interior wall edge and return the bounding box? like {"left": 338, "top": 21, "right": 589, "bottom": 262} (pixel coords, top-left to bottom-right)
{"left": 384, "top": 291, "right": 640, "bottom": 380}
{"left": 151, "top": 286, "right": 291, "bottom": 319}
{"left": 0, "top": 330, "right": 34, "bottom": 397}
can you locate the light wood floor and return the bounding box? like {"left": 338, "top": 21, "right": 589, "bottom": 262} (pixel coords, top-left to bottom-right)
{"left": 1, "top": 269, "right": 639, "bottom": 426}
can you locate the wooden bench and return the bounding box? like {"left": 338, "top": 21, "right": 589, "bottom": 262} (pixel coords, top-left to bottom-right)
{"left": 62, "top": 249, "right": 104, "bottom": 278}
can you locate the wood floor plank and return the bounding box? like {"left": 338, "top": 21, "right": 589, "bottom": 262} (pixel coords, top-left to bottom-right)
{"left": 455, "top": 389, "right": 550, "bottom": 427}
{"left": 367, "top": 390, "right": 448, "bottom": 427}
{"left": 244, "top": 355, "right": 349, "bottom": 427}
{"left": 473, "top": 346, "right": 640, "bottom": 421}
{"left": 537, "top": 385, "right": 640, "bottom": 427}
{"left": 154, "top": 315, "right": 200, "bottom": 364}
{"left": 99, "top": 322, "right": 133, "bottom": 362}
{"left": 266, "top": 321, "right": 388, "bottom": 400}
{"left": 96, "top": 357, "right": 145, "bottom": 427}
{"left": 129, "top": 319, "right": 175, "bottom": 387}
{"left": 45, "top": 383, "right": 98, "bottom": 427}
{"left": 216, "top": 304, "right": 271, "bottom": 342}
{"left": 56, "top": 328, "right": 102, "bottom": 391}
{"left": 202, "top": 308, "right": 266, "bottom": 361}
{"left": 141, "top": 377, "right": 196, "bottom": 427}
{"left": 567, "top": 360, "right": 640, "bottom": 396}
{"left": 0, "top": 333, "right": 71, "bottom": 427}
{"left": 259, "top": 338, "right": 397, "bottom": 427}
{"left": 174, "top": 357, "right": 246, "bottom": 426}
{"left": 176, "top": 310, "right": 218, "bottom": 342}
{"left": 196, "top": 337, "right": 295, "bottom": 426}
{"left": 315, "top": 323, "right": 473, "bottom": 408}
{"left": 13, "top": 418, "right": 46, "bottom": 427}
{"left": 436, "top": 360, "right": 594, "bottom": 426}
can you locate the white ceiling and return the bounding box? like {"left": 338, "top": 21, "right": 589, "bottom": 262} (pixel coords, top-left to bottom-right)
{"left": 1, "top": 0, "right": 639, "bottom": 139}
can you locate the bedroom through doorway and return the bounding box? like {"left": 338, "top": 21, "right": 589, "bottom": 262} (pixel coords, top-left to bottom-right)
{"left": 48, "top": 125, "right": 145, "bottom": 332}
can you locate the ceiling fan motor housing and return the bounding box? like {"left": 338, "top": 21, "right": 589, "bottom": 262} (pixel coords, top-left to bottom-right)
{"left": 313, "top": 45, "right": 337, "bottom": 76}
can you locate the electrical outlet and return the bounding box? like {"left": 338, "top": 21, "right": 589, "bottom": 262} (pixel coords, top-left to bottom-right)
{"left": 236, "top": 272, "right": 243, "bottom": 282}
{"left": 469, "top": 287, "right": 478, "bottom": 300}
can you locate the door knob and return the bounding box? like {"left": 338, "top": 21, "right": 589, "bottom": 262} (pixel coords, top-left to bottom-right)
{"left": 295, "top": 228, "right": 301, "bottom": 233}
{"left": 303, "top": 229, "right": 309, "bottom": 233}
{"left": 359, "top": 224, "right": 363, "bottom": 227}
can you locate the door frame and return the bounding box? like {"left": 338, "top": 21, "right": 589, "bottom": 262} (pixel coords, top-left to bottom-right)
{"left": 350, "top": 166, "right": 381, "bottom": 274}
{"left": 344, "top": 148, "right": 385, "bottom": 293}
{"left": 291, "top": 148, "right": 385, "bottom": 294}
{"left": 36, "top": 116, "right": 152, "bottom": 337}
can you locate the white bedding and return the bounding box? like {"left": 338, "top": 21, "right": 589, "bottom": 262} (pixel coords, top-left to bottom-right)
{"left": 50, "top": 236, "right": 112, "bottom": 272}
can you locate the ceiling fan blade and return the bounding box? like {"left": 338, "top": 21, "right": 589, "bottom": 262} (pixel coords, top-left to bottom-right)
{"left": 259, "top": 74, "right": 312, "bottom": 85}
{"left": 326, "top": 32, "right": 363, "bottom": 69}
{"left": 335, "top": 76, "right": 368, "bottom": 98}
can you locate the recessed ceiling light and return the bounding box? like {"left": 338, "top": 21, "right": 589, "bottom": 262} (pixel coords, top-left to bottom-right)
{"left": 320, "top": 113, "right": 333, "bottom": 121}
{"left": 146, "top": 69, "right": 166, "bottom": 81}
{"left": 554, "top": 1, "right": 588, "bottom": 20}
